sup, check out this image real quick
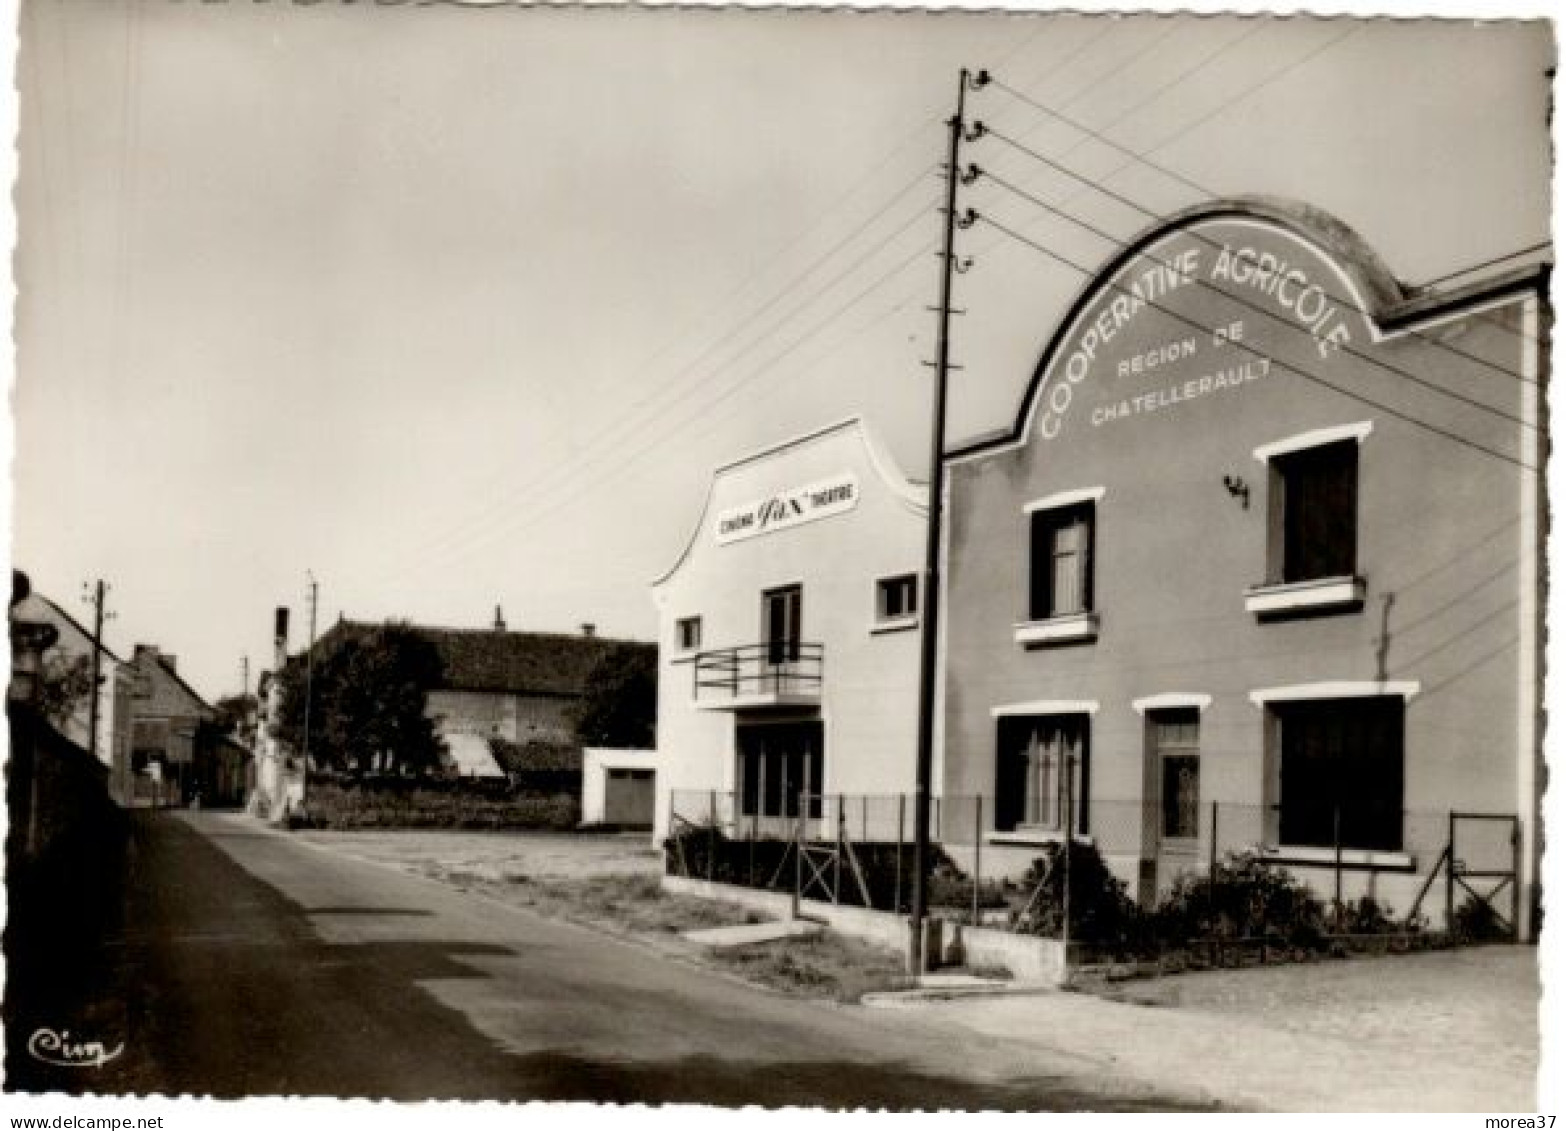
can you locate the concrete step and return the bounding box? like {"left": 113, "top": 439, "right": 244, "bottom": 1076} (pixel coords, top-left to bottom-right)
{"left": 681, "top": 919, "right": 825, "bottom": 949}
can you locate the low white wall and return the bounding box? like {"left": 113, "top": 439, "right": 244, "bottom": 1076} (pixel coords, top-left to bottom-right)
{"left": 662, "top": 874, "right": 1070, "bottom": 985}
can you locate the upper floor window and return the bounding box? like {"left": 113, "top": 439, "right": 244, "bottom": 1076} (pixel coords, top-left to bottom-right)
{"left": 1246, "top": 423, "right": 1371, "bottom": 617}
{"left": 675, "top": 616, "right": 702, "bottom": 653}
{"left": 762, "top": 584, "right": 803, "bottom": 665}
{"left": 1030, "top": 503, "right": 1094, "bottom": 620}
{"left": 875, "top": 574, "right": 918, "bottom": 624}
{"left": 1271, "top": 439, "right": 1357, "bottom": 584}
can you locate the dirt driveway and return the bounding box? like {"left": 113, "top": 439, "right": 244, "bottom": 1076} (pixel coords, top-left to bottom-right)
{"left": 293, "top": 828, "right": 663, "bottom": 882}
{"left": 923, "top": 945, "right": 1540, "bottom": 1111}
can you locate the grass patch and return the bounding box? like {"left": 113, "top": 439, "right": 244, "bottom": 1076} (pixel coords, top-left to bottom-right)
{"left": 432, "top": 867, "right": 756, "bottom": 936}
{"left": 708, "top": 933, "right": 917, "bottom": 1003}
{"left": 414, "top": 862, "right": 908, "bottom": 1001}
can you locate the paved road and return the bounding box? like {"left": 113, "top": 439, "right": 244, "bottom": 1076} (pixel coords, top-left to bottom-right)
{"left": 57, "top": 811, "right": 1206, "bottom": 1108}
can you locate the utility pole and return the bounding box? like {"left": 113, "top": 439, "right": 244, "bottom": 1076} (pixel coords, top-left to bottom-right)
{"left": 82, "top": 579, "right": 110, "bottom": 761}
{"left": 910, "top": 67, "right": 986, "bottom": 975}
{"left": 303, "top": 572, "right": 318, "bottom": 772}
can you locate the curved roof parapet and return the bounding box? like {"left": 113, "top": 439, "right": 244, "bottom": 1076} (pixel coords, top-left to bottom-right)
{"left": 651, "top": 415, "right": 926, "bottom": 589}
{"left": 951, "top": 195, "right": 1546, "bottom": 460}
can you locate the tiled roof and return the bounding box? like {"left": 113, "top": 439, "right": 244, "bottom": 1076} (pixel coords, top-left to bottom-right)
{"left": 320, "top": 620, "right": 655, "bottom": 698}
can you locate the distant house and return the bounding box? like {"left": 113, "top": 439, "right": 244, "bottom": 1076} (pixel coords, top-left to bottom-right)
{"left": 125, "top": 644, "right": 219, "bottom": 806}
{"left": 11, "top": 589, "right": 135, "bottom": 804}
{"left": 315, "top": 618, "right": 657, "bottom": 777}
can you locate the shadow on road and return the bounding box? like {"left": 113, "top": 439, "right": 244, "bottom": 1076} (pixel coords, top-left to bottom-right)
{"left": 16, "top": 812, "right": 1217, "bottom": 1110}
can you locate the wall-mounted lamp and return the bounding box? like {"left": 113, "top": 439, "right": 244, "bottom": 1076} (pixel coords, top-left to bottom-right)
{"left": 1223, "top": 475, "right": 1250, "bottom": 510}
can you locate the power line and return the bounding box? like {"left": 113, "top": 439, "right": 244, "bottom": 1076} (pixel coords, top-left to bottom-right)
{"left": 387, "top": 19, "right": 1126, "bottom": 574}
{"left": 973, "top": 148, "right": 1535, "bottom": 426}
{"left": 373, "top": 227, "right": 941, "bottom": 588}
{"left": 370, "top": 169, "right": 942, "bottom": 577}
{"left": 362, "top": 20, "right": 1323, "bottom": 588}
{"left": 974, "top": 209, "right": 1532, "bottom": 471}
{"left": 986, "top": 37, "right": 1546, "bottom": 370}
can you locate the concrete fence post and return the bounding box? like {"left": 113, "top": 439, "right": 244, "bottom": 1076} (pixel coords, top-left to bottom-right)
{"left": 973, "top": 794, "right": 983, "bottom": 927}
{"left": 896, "top": 794, "right": 906, "bottom": 915}
{"left": 707, "top": 789, "right": 717, "bottom": 882}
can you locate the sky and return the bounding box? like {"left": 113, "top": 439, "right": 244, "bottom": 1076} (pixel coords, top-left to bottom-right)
{"left": 8, "top": 2, "right": 1554, "bottom": 704}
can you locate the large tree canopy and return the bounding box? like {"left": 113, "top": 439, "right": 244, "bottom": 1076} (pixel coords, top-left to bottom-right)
{"left": 276, "top": 624, "right": 447, "bottom": 776}
{"left": 571, "top": 644, "right": 657, "bottom": 749}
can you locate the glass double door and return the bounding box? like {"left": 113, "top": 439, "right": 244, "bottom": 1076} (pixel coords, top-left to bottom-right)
{"left": 737, "top": 719, "right": 823, "bottom": 822}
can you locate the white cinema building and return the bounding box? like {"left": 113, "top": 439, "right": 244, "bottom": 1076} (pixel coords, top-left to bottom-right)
{"left": 652, "top": 418, "right": 928, "bottom": 840}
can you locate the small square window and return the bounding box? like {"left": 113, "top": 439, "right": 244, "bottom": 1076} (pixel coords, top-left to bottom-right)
{"left": 876, "top": 574, "right": 918, "bottom": 622}
{"left": 1029, "top": 503, "right": 1094, "bottom": 620}
{"left": 675, "top": 616, "right": 702, "bottom": 653}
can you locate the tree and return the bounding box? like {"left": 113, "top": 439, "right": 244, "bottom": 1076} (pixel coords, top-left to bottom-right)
{"left": 572, "top": 644, "right": 657, "bottom": 749}
{"left": 212, "top": 692, "right": 259, "bottom": 741}
{"left": 275, "top": 624, "right": 447, "bottom": 777}
{"left": 39, "top": 651, "right": 94, "bottom": 733}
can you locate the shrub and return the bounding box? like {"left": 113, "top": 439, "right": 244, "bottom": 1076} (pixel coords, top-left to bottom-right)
{"left": 1453, "top": 894, "right": 1512, "bottom": 942}
{"left": 1011, "top": 840, "right": 1146, "bottom": 950}
{"left": 927, "top": 861, "right": 1010, "bottom": 910}
{"left": 290, "top": 780, "right": 579, "bottom": 831}
{"left": 1154, "top": 852, "right": 1326, "bottom": 948}
{"left": 1332, "top": 894, "right": 1403, "bottom": 935}
{"left": 661, "top": 825, "right": 950, "bottom": 911}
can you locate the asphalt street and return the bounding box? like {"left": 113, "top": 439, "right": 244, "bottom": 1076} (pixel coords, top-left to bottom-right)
{"left": 43, "top": 810, "right": 1207, "bottom": 1108}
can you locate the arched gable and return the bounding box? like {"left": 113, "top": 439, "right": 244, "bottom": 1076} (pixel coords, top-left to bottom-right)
{"left": 951, "top": 198, "right": 1410, "bottom": 460}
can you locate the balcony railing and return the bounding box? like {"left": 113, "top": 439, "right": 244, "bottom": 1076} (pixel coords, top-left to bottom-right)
{"left": 692, "top": 641, "right": 824, "bottom": 709}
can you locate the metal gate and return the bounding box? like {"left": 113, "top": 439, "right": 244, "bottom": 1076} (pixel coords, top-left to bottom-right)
{"left": 1447, "top": 812, "right": 1521, "bottom": 939}
{"left": 1409, "top": 811, "right": 1520, "bottom": 940}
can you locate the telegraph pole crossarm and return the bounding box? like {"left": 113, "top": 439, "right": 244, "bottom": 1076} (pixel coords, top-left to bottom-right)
{"left": 909, "top": 66, "right": 987, "bottom": 976}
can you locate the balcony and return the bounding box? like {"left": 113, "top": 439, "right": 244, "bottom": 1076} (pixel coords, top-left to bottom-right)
{"left": 692, "top": 642, "right": 824, "bottom": 711}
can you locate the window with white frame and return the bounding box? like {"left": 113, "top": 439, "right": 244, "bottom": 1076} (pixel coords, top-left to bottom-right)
{"left": 1029, "top": 503, "right": 1095, "bottom": 620}
{"left": 995, "top": 714, "right": 1089, "bottom": 834}
{"left": 675, "top": 616, "right": 702, "bottom": 653}
{"left": 1270, "top": 438, "right": 1357, "bottom": 584}
{"left": 875, "top": 574, "right": 918, "bottom": 623}
{"left": 1271, "top": 695, "right": 1404, "bottom": 852}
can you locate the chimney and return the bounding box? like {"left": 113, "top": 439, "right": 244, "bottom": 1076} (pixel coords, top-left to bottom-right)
{"left": 580, "top": 622, "right": 596, "bottom": 638}
{"left": 493, "top": 605, "right": 506, "bottom": 632}
{"left": 274, "top": 607, "right": 290, "bottom": 668}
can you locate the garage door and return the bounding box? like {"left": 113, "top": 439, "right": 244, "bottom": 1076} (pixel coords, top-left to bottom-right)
{"left": 605, "top": 768, "right": 655, "bottom": 828}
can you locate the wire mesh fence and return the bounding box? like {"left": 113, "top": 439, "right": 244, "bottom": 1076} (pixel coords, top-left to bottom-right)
{"left": 664, "top": 788, "right": 1521, "bottom": 947}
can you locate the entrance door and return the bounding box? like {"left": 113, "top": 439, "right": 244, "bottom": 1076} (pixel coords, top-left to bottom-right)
{"left": 737, "top": 720, "right": 823, "bottom": 832}
{"left": 1151, "top": 709, "right": 1201, "bottom": 891}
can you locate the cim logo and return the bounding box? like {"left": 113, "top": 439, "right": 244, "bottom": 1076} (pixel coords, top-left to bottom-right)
{"left": 716, "top": 474, "right": 859, "bottom": 545}
{"left": 26, "top": 1027, "right": 124, "bottom": 1069}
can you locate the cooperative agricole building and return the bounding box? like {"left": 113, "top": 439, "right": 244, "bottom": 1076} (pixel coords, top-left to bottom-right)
{"left": 939, "top": 199, "right": 1545, "bottom": 936}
